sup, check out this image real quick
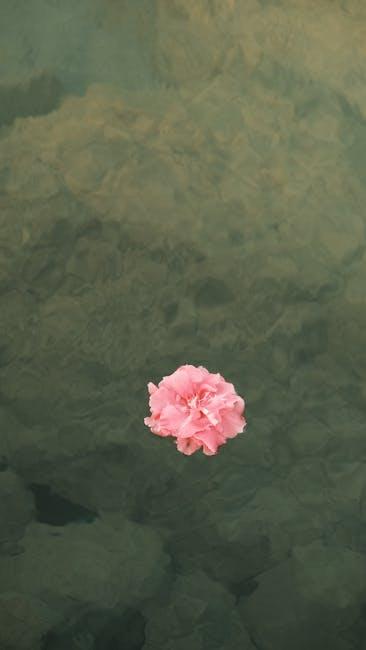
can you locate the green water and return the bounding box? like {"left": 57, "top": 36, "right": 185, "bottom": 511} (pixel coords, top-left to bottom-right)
{"left": 1, "top": 1, "right": 366, "bottom": 649}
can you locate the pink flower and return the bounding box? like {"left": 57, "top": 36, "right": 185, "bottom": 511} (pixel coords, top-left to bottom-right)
{"left": 144, "top": 364, "right": 246, "bottom": 456}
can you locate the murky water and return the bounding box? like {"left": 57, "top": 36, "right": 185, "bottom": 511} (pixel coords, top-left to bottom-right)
{"left": 1, "top": 2, "right": 366, "bottom": 649}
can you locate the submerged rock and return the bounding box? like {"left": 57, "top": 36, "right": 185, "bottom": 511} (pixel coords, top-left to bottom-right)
{"left": 239, "top": 540, "right": 366, "bottom": 650}
{"left": 0, "top": 72, "right": 64, "bottom": 128}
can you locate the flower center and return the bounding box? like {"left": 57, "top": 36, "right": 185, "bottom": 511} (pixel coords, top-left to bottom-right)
{"left": 187, "top": 395, "right": 199, "bottom": 409}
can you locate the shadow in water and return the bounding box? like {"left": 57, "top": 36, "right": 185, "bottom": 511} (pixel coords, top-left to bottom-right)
{"left": 41, "top": 607, "right": 146, "bottom": 650}
{"left": 29, "top": 483, "right": 98, "bottom": 526}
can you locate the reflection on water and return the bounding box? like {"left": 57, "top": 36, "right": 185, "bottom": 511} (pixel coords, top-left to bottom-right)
{"left": 1, "top": 1, "right": 366, "bottom": 649}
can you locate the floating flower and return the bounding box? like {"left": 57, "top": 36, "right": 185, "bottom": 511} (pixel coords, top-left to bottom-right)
{"left": 144, "top": 364, "right": 246, "bottom": 455}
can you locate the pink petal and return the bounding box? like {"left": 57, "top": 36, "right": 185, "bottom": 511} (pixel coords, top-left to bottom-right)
{"left": 202, "top": 444, "right": 218, "bottom": 456}
{"left": 220, "top": 409, "right": 246, "bottom": 438}
{"left": 175, "top": 411, "right": 205, "bottom": 438}
{"left": 147, "top": 382, "right": 158, "bottom": 395}
{"left": 143, "top": 416, "right": 170, "bottom": 437}
{"left": 176, "top": 436, "right": 202, "bottom": 455}
{"left": 162, "top": 367, "right": 195, "bottom": 398}
{"left": 159, "top": 404, "right": 187, "bottom": 432}
{"left": 195, "top": 428, "right": 223, "bottom": 453}
{"left": 149, "top": 386, "right": 176, "bottom": 413}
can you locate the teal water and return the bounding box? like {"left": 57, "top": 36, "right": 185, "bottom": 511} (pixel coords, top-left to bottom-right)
{"left": 1, "top": 2, "right": 366, "bottom": 649}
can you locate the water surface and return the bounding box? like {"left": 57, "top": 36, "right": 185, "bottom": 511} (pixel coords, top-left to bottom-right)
{"left": 1, "top": 2, "right": 366, "bottom": 649}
